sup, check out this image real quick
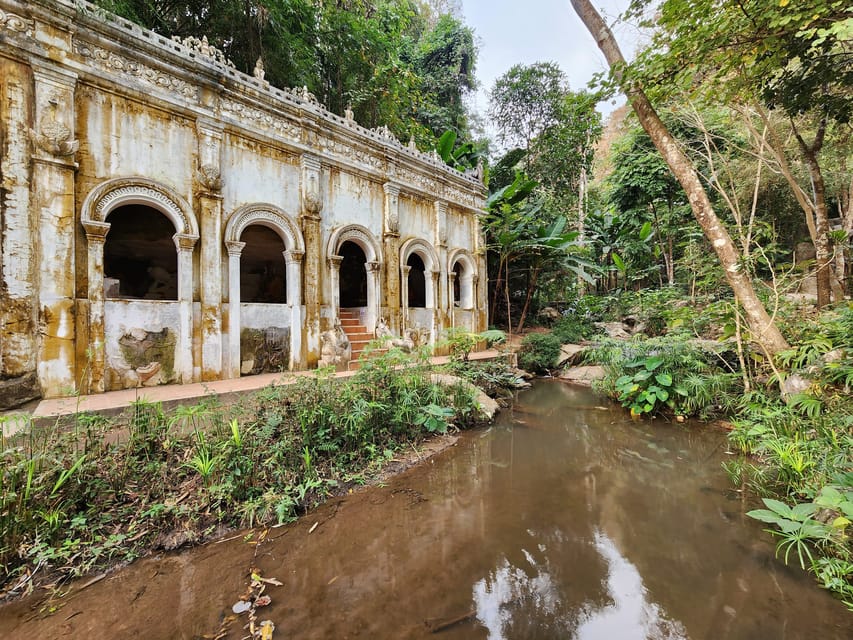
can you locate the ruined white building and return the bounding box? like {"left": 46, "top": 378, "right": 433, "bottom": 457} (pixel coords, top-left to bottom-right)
{"left": 0, "top": 0, "right": 487, "bottom": 408}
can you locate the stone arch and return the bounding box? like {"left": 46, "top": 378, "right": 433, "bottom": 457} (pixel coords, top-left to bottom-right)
{"left": 223, "top": 204, "right": 305, "bottom": 378}
{"left": 80, "top": 177, "right": 198, "bottom": 394}
{"left": 400, "top": 237, "right": 439, "bottom": 311}
{"left": 81, "top": 176, "right": 199, "bottom": 238}
{"left": 325, "top": 224, "right": 383, "bottom": 331}
{"left": 448, "top": 248, "right": 477, "bottom": 310}
{"left": 326, "top": 223, "right": 383, "bottom": 264}
{"left": 400, "top": 237, "right": 439, "bottom": 273}
{"left": 224, "top": 203, "right": 304, "bottom": 253}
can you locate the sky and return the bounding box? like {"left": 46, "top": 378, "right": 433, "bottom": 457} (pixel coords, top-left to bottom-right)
{"left": 460, "top": 0, "right": 644, "bottom": 123}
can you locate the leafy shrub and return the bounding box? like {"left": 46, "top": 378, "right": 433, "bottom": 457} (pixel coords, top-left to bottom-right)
{"left": 551, "top": 314, "right": 601, "bottom": 344}
{"left": 517, "top": 333, "right": 562, "bottom": 374}
{"left": 588, "top": 335, "right": 741, "bottom": 418}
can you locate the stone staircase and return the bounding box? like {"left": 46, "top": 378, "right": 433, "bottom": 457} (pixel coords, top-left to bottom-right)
{"left": 338, "top": 309, "right": 377, "bottom": 370}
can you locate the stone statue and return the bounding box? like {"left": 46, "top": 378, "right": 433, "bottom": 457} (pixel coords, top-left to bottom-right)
{"left": 318, "top": 320, "right": 351, "bottom": 368}
{"left": 375, "top": 317, "right": 414, "bottom": 352}
{"left": 345, "top": 105, "right": 355, "bottom": 123}
{"left": 253, "top": 57, "right": 265, "bottom": 81}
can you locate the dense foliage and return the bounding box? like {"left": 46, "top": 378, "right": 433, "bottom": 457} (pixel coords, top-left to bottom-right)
{"left": 94, "top": 0, "right": 478, "bottom": 146}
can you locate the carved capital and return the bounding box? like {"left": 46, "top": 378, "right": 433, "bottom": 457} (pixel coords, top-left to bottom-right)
{"left": 82, "top": 220, "right": 111, "bottom": 243}
{"left": 366, "top": 261, "right": 382, "bottom": 274}
{"left": 174, "top": 233, "right": 199, "bottom": 252}
{"left": 285, "top": 250, "right": 305, "bottom": 265}
{"left": 225, "top": 240, "right": 246, "bottom": 257}
{"left": 401, "top": 265, "right": 411, "bottom": 277}
{"left": 328, "top": 255, "right": 343, "bottom": 270}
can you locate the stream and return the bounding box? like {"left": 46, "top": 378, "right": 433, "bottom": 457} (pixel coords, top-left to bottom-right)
{"left": 1, "top": 380, "right": 851, "bottom": 639}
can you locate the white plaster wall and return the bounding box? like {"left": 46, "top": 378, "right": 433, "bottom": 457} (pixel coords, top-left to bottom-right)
{"left": 221, "top": 139, "right": 299, "bottom": 214}
{"left": 446, "top": 210, "right": 473, "bottom": 249}
{"left": 324, "top": 170, "right": 383, "bottom": 232}
{"left": 408, "top": 307, "right": 432, "bottom": 327}
{"left": 104, "top": 299, "right": 180, "bottom": 366}
{"left": 241, "top": 303, "right": 293, "bottom": 330}
{"left": 397, "top": 196, "right": 433, "bottom": 242}
{"left": 452, "top": 308, "right": 475, "bottom": 331}
{"left": 84, "top": 93, "right": 194, "bottom": 191}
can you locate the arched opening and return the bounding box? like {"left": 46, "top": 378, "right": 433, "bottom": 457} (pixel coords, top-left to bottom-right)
{"left": 104, "top": 204, "right": 177, "bottom": 300}
{"left": 407, "top": 254, "right": 426, "bottom": 308}
{"left": 452, "top": 261, "right": 463, "bottom": 307}
{"left": 239, "top": 225, "right": 287, "bottom": 303}
{"left": 339, "top": 241, "right": 367, "bottom": 308}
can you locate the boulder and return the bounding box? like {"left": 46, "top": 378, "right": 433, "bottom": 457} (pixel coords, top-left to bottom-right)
{"left": 595, "top": 321, "right": 632, "bottom": 340}
{"left": 781, "top": 373, "right": 811, "bottom": 398}
{"left": 0, "top": 372, "right": 41, "bottom": 410}
{"left": 431, "top": 373, "right": 500, "bottom": 421}
{"left": 559, "top": 365, "right": 606, "bottom": 386}
{"left": 556, "top": 344, "right": 585, "bottom": 367}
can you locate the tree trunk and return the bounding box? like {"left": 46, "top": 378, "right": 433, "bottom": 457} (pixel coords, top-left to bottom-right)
{"left": 792, "top": 117, "right": 833, "bottom": 307}
{"left": 516, "top": 265, "right": 541, "bottom": 332}
{"left": 570, "top": 0, "right": 789, "bottom": 355}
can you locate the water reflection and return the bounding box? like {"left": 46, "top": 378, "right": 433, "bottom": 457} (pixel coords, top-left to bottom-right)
{"left": 575, "top": 531, "right": 687, "bottom": 640}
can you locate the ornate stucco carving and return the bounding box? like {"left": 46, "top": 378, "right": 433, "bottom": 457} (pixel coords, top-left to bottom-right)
{"left": 85, "top": 179, "right": 199, "bottom": 239}
{"left": 224, "top": 203, "right": 304, "bottom": 252}
{"left": 318, "top": 136, "right": 384, "bottom": 171}
{"left": 221, "top": 98, "right": 301, "bottom": 142}
{"left": 328, "top": 224, "right": 383, "bottom": 263}
{"left": 383, "top": 183, "right": 400, "bottom": 235}
{"left": 196, "top": 163, "right": 222, "bottom": 192}
{"left": 170, "top": 35, "right": 235, "bottom": 68}
{"left": 0, "top": 8, "right": 34, "bottom": 36}
{"left": 300, "top": 154, "right": 322, "bottom": 216}
{"left": 29, "top": 97, "right": 79, "bottom": 157}
{"left": 74, "top": 40, "right": 198, "bottom": 101}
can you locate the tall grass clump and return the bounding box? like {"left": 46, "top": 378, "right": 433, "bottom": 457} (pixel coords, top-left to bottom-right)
{"left": 0, "top": 348, "right": 491, "bottom": 601}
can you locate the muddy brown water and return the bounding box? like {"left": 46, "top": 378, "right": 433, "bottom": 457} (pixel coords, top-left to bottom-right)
{"left": 1, "top": 380, "right": 851, "bottom": 639}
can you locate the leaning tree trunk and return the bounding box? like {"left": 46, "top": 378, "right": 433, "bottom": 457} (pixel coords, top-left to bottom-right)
{"left": 570, "top": 0, "right": 789, "bottom": 355}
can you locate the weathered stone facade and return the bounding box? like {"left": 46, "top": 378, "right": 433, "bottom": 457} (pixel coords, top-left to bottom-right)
{"left": 0, "top": 0, "right": 487, "bottom": 407}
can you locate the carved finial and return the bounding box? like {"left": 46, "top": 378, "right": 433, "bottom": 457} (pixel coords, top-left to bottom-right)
{"left": 253, "top": 57, "right": 265, "bottom": 81}
{"left": 408, "top": 135, "right": 417, "bottom": 151}
{"left": 345, "top": 104, "right": 354, "bottom": 123}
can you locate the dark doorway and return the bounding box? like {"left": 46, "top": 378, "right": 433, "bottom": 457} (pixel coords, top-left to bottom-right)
{"left": 407, "top": 254, "right": 426, "bottom": 308}
{"left": 240, "top": 225, "right": 287, "bottom": 303}
{"left": 104, "top": 205, "right": 177, "bottom": 300}
{"left": 452, "top": 261, "right": 463, "bottom": 306}
{"left": 339, "top": 241, "right": 367, "bottom": 307}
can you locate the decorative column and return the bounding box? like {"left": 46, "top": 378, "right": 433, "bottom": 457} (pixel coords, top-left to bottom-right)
{"left": 428, "top": 269, "right": 440, "bottom": 345}
{"left": 448, "top": 269, "right": 457, "bottom": 330}
{"left": 382, "top": 182, "right": 401, "bottom": 332}
{"left": 300, "top": 153, "right": 323, "bottom": 365}
{"left": 82, "top": 221, "right": 110, "bottom": 393}
{"left": 196, "top": 119, "right": 224, "bottom": 381}
{"left": 400, "top": 264, "right": 411, "bottom": 331}
{"left": 476, "top": 226, "right": 489, "bottom": 332}
{"left": 174, "top": 233, "right": 198, "bottom": 383}
{"left": 225, "top": 240, "right": 245, "bottom": 378}
{"left": 366, "top": 261, "right": 382, "bottom": 333}
{"left": 328, "top": 256, "right": 343, "bottom": 323}
{"left": 433, "top": 201, "right": 449, "bottom": 323}
{"left": 30, "top": 66, "right": 79, "bottom": 397}
{"left": 285, "top": 250, "right": 305, "bottom": 369}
